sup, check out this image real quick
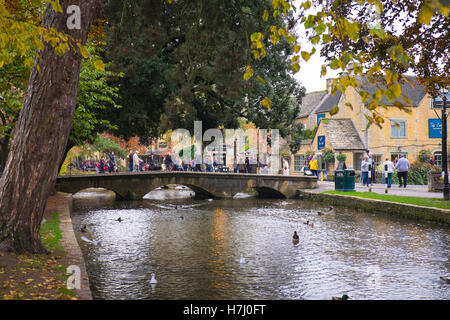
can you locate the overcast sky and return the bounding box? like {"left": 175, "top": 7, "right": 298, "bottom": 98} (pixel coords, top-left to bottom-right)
{"left": 292, "top": 1, "right": 340, "bottom": 93}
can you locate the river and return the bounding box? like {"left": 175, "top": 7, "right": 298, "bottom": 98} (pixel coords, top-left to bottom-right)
{"left": 71, "top": 188, "right": 450, "bottom": 300}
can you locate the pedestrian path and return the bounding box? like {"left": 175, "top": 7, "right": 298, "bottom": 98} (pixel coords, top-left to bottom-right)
{"left": 315, "top": 181, "right": 443, "bottom": 199}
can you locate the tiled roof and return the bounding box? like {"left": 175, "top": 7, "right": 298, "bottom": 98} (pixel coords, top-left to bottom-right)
{"left": 297, "top": 91, "right": 327, "bottom": 118}
{"left": 314, "top": 90, "right": 342, "bottom": 114}
{"left": 322, "top": 118, "right": 366, "bottom": 151}
{"left": 357, "top": 75, "right": 427, "bottom": 107}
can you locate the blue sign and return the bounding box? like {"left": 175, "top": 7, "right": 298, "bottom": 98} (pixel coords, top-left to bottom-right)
{"left": 317, "top": 114, "right": 325, "bottom": 125}
{"left": 318, "top": 135, "right": 325, "bottom": 150}
{"left": 429, "top": 119, "right": 442, "bottom": 138}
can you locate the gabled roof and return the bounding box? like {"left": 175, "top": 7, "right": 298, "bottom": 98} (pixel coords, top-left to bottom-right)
{"left": 314, "top": 90, "right": 342, "bottom": 114}
{"left": 297, "top": 91, "right": 327, "bottom": 118}
{"left": 356, "top": 75, "right": 427, "bottom": 107}
{"left": 320, "top": 118, "right": 366, "bottom": 151}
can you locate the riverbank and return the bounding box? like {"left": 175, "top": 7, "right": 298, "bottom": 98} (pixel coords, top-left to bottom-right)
{"left": 297, "top": 189, "right": 450, "bottom": 226}
{"left": 0, "top": 193, "right": 92, "bottom": 299}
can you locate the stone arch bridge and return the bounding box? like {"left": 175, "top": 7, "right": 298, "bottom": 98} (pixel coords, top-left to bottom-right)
{"left": 56, "top": 172, "right": 317, "bottom": 200}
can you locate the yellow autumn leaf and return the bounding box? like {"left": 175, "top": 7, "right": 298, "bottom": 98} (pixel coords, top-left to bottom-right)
{"left": 79, "top": 45, "right": 89, "bottom": 59}
{"left": 93, "top": 60, "right": 105, "bottom": 71}
{"left": 51, "top": 0, "right": 63, "bottom": 13}
{"left": 301, "top": 51, "right": 310, "bottom": 61}
{"left": 243, "top": 65, "right": 253, "bottom": 81}
{"left": 262, "top": 97, "right": 272, "bottom": 109}
{"left": 418, "top": 2, "right": 434, "bottom": 24}
{"left": 256, "top": 76, "right": 266, "bottom": 84}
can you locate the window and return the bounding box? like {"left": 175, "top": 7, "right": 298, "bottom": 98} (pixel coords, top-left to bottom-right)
{"left": 390, "top": 120, "right": 407, "bottom": 138}
{"left": 391, "top": 152, "right": 408, "bottom": 163}
{"left": 353, "top": 152, "right": 363, "bottom": 170}
{"left": 434, "top": 151, "right": 442, "bottom": 168}
{"left": 158, "top": 142, "right": 167, "bottom": 148}
{"left": 294, "top": 155, "right": 306, "bottom": 172}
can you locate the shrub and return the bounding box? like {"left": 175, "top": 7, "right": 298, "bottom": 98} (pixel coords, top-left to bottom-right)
{"left": 391, "top": 161, "right": 439, "bottom": 185}
{"left": 336, "top": 153, "right": 347, "bottom": 163}
{"left": 323, "top": 148, "right": 335, "bottom": 163}
{"left": 418, "top": 150, "right": 432, "bottom": 163}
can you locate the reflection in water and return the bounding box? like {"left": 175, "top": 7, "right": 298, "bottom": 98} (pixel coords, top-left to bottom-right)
{"left": 71, "top": 189, "right": 450, "bottom": 300}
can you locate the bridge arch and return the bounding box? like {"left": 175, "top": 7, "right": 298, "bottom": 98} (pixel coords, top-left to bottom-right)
{"left": 251, "top": 187, "right": 286, "bottom": 199}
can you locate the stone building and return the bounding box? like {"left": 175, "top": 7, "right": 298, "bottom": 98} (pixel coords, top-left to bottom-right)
{"left": 290, "top": 74, "right": 449, "bottom": 176}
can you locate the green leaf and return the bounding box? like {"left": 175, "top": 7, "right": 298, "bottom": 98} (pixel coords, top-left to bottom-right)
{"left": 262, "top": 9, "right": 269, "bottom": 22}
{"left": 330, "top": 58, "right": 339, "bottom": 70}
{"left": 256, "top": 76, "right": 266, "bottom": 84}
{"left": 384, "top": 83, "right": 401, "bottom": 101}
{"left": 304, "top": 15, "right": 315, "bottom": 29}
{"left": 329, "top": 105, "right": 339, "bottom": 116}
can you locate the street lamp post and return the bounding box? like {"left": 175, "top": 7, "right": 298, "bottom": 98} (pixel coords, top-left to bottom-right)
{"left": 441, "top": 90, "right": 449, "bottom": 200}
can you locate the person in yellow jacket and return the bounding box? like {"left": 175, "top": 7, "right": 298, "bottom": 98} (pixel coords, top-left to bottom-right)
{"left": 309, "top": 156, "right": 318, "bottom": 177}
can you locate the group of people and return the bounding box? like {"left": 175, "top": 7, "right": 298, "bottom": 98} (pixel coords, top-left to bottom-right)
{"left": 361, "top": 153, "right": 410, "bottom": 188}
{"left": 303, "top": 154, "right": 319, "bottom": 177}
{"left": 89, "top": 151, "right": 117, "bottom": 173}
{"left": 128, "top": 150, "right": 149, "bottom": 172}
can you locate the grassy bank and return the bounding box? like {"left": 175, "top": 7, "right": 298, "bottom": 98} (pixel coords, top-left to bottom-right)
{"left": 322, "top": 191, "right": 450, "bottom": 210}
{"left": 0, "top": 212, "right": 77, "bottom": 300}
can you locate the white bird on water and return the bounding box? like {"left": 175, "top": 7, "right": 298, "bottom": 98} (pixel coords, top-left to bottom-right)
{"left": 150, "top": 273, "right": 158, "bottom": 284}
{"left": 239, "top": 255, "right": 246, "bottom": 264}
{"left": 80, "top": 235, "right": 101, "bottom": 246}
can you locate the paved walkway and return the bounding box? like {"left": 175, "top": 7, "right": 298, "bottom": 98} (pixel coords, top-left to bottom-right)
{"left": 46, "top": 193, "right": 92, "bottom": 299}
{"left": 315, "top": 181, "right": 444, "bottom": 199}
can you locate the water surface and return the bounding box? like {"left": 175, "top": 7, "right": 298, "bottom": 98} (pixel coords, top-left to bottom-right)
{"left": 71, "top": 188, "right": 450, "bottom": 300}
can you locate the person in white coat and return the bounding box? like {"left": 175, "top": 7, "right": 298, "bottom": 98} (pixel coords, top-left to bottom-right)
{"left": 382, "top": 157, "right": 395, "bottom": 188}
{"left": 133, "top": 150, "right": 143, "bottom": 172}
{"left": 282, "top": 158, "right": 290, "bottom": 176}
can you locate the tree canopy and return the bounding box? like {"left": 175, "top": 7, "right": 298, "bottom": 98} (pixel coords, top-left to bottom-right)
{"left": 102, "top": 0, "right": 305, "bottom": 145}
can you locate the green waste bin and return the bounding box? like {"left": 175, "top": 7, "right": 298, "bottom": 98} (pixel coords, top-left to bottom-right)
{"left": 334, "top": 170, "right": 345, "bottom": 191}
{"left": 335, "top": 169, "right": 355, "bottom": 191}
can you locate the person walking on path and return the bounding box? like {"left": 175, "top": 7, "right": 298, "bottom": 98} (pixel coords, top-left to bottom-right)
{"left": 128, "top": 150, "right": 134, "bottom": 172}
{"left": 109, "top": 151, "right": 117, "bottom": 172}
{"left": 361, "top": 156, "right": 370, "bottom": 186}
{"left": 382, "top": 157, "right": 395, "bottom": 188}
{"left": 282, "top": 158, "right": 290, "bottom": 176}
{"left": 368, "top": 153, "right": 375, "bottom": 184}
{"left": 309, "top": 156, "right": 318, "bottom": 177}
{"left": 395, "top": 155, "right": 410, "bottom": 188}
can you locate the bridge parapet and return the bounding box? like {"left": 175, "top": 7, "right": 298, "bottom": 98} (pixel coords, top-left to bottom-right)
{"left": 56, "top": 171, "right": 317, "bottom": 200}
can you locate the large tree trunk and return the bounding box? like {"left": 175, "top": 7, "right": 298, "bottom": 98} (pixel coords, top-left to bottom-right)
{"left": 0, "top": 0, "right": 102, "bottom": 253}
